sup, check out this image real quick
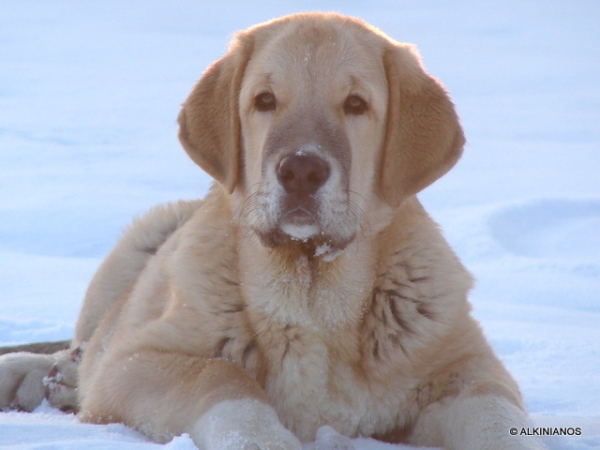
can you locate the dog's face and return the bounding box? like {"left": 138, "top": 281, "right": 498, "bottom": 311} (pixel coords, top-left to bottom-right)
{"left": 238, "top": 21, "right": 388, "bottom": 252}
{"left": 178, "top": 13, "right": 465, "bottom": 256}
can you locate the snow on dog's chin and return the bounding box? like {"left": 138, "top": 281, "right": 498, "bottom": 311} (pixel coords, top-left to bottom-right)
{"left": 280, "top": 223, "right": 319, "bottom": 241}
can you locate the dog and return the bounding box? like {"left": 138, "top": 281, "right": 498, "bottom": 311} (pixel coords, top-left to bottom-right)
{"left": 0, "top": 13, "right": 542, "bottom": 450}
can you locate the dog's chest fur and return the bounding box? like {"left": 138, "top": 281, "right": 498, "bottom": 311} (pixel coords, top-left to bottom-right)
{"left": 206, "top": 235, "right": 451, "bottom": 441}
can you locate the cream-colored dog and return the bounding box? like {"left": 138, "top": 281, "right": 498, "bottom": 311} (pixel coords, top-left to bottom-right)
{"left": 0, "top": 13, "right": 543, "bottom": 450}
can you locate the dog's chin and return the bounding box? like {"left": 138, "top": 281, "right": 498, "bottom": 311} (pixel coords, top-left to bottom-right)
{"left": 254, "top": 223, "right": 354, "bottom": 260}
{"left": 280, "top": 222, "right": 320, "bottom": 241}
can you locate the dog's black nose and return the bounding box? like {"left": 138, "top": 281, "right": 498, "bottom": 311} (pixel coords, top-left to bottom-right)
{"left": 277, "top": 153, "right": 330, "bottom": 196}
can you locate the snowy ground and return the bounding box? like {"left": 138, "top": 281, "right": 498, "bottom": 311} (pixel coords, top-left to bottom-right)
{"left": 1, "top": 0, "right": 599, "bottom": 449}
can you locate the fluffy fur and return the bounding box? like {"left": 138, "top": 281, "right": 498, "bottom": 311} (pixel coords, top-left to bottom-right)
{"left": 0, "top": 13, "right": 542, "bottom": 450}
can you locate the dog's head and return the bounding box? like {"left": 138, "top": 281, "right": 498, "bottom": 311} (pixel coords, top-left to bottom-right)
{"left": 178, "top": 13, "right": 464, "bottom": 256}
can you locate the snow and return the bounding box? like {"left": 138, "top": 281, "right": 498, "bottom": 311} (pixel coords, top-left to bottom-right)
{"left": 314, "top": 244, "right": 343, "bottom": 262}
{"left": 0, "top": 0, "right": 598, "bottom": 449}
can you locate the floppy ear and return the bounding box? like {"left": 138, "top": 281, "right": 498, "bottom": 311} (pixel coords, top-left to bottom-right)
{"left": 177, "top": 36, "right": 254, "bottom": 193}
{"left": 380, "top": 44, "right": 465, "bottom": 207}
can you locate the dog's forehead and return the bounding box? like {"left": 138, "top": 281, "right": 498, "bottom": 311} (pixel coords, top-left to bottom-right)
{"left": 245, "top": 20, "right": 385, "bottom": 89}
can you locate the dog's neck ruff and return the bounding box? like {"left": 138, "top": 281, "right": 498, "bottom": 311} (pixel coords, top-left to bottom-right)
{"left": 238, "top": 231, "right": 376, "bottom": 331}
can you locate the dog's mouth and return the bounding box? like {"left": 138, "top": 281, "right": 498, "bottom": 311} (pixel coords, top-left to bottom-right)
{"left": 279, "top": 206, "right": 319, "bottom": 240}
{"left": 253, "top": 205, "right": 354, "bottom": 261}
{"left": 256, "top": 227, "right": 346, "bottom": 260}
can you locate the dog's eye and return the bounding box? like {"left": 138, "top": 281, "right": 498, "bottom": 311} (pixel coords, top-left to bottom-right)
{"left": 254, "top": 92, "right": 276, "bottom": 112}
{"left": 343, "top": 95, "right": 368, "bottom": 115}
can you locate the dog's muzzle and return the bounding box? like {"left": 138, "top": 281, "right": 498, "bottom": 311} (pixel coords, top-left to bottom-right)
{"left": 275, "top": 153, "right": 330, "bottom": 240}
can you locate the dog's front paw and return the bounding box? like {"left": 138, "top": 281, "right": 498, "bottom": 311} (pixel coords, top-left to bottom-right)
{"left": 314, "top": 426, "right": 355, "bottom": 450}
{"left": 0, "top": 352, "right": 54, "bottom": 411}
{"left": 43, "top": 347, "right": 81, "bottom": 412}
{"left": 193, "top": 399, "right": 302, "bottom": 450}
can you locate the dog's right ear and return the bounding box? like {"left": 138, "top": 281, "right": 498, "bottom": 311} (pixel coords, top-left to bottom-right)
{"left": 177, "top": 36, "right": 255, "bottom": 193}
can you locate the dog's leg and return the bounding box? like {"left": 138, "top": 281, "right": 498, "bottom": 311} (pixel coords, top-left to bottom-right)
{"left": 314, "top": 425, "right": 355, "bottom": 450}
{"left": 79, "top": 349, "right": 302, "bottom": 450}
{"left": 0, "top": 352, "right": 56, "bottom": 411}
{"left": 410, "top": 388, "right": 544, "bottom": 450}
{"left": 193, "top": 398, "right": 301, "bottom": 450}
{"left": 0, "top": 346, "right": 82, "bottom": 412}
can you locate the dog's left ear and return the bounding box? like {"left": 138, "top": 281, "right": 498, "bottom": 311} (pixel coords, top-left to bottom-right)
{"left": 380, "top": 44, "right": 465, "bottom": 207}
{"left": 177, "top": 36, "right": 255, "bottom": 193}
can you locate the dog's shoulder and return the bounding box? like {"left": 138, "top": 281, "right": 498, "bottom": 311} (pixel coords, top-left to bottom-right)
{"left": 374, "top": 197, "right": 473, "bottom": 305}
{"left": 361, "top": 196, "right": 475, "bottom": 366}
{"left": 120, "top": 184, "right": 259, "bottom": 364}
